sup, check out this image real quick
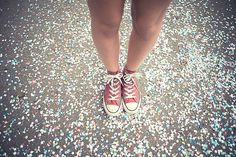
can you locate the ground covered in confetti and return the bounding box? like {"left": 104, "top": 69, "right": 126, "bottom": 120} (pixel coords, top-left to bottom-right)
{"left": 0, "top": 0, "right": 235, "bottom": 156}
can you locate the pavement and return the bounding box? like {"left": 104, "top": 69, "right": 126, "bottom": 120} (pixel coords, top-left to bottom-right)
{"left": 0, "top": 0, "right": 235, "bottom": 156}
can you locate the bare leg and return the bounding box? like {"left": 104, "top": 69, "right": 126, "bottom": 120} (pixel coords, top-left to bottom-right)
{"left": 125, "top": 0, "right": 172, "bottom": 71}
{"left": 87, "top": 0, "right": 125, "bottom": 73}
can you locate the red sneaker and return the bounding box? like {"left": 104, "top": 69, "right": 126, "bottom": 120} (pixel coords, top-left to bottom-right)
{"left": 102, "top": 72, "right": 123, "bottom": 116}
{"left": 122, "top": 68, "right": 141, "bottom": 114}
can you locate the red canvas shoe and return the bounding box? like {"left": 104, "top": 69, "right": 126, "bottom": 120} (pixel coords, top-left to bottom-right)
{"left": 102, "top": 71, "right": 123, "bottom": 116}
{"left": 122, "top": 67, "right": 141, "bottom": 114}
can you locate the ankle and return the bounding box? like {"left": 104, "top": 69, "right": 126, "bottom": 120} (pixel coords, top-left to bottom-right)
{"left": 123, "top": 65, "right": 137, "bottom": 74}
{"left": 107, "top": 69, "right": 120, "bottom": 75}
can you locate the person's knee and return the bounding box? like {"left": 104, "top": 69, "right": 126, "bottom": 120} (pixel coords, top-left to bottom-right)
{"left": 92, "top": 18, "right": 121, "bottom": 37}
{"left": 131, "top": 1, "right": 171, "bottom": 41}
{"left": 132, "top": 17, "right": 160, "bottom": 41}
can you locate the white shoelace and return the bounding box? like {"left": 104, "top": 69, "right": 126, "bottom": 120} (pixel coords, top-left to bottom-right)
{"left": 105, "top": 73, "right": 123, "bottom": 101}
{"left": 123, "top": 72, "right": 141, "bottom": 99}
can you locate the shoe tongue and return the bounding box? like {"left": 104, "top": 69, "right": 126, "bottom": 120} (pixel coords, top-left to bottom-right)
{"left": 111, "top": 78, "right": 119, "bottom": 86}
{"left": 124, "top": 75, "right": 134, "bottom": 85}
{"left": 123, "top": 67, "right": 138, "bottom": 103}
{"left": 123, "top": 69, "right": 136, "bottom": 83}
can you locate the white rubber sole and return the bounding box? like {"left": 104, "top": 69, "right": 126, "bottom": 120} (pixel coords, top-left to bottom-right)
{"left": 122, "top": 91, "right": 141, "bottom": 115}
{"left": 102, "top": 96, "right": 123, "bottom": 116}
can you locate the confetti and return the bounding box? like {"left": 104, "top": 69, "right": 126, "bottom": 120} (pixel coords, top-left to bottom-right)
{"left": 0, "top": 0, "right": 235, "bottom": 156}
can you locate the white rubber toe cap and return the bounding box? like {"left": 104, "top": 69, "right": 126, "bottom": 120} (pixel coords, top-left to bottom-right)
{"left": 126, "top": 102, "right": 139, "bottom": 111}
{"left": 106, "top": 104, "right": 119, "bottom": 113}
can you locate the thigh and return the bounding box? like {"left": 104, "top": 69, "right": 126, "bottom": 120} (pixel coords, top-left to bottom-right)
{"left": 87, "top": 0, "right": 125, "bottom": 26}
{"left": 131, "top": 0, "right": 172, "bottom": 25}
